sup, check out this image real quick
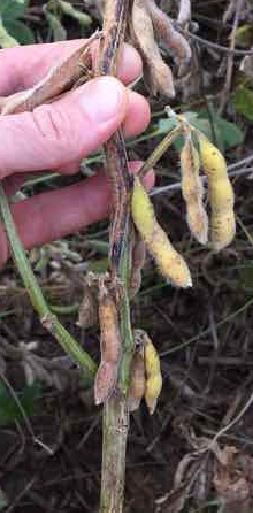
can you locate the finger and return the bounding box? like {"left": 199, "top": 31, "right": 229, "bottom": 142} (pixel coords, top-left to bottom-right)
{"left": 122, "top": 92, "right": 151, "bottom": 139}
{"left": 0, "top": 80, "right": 151, "bottom": 179}
{"left": 0, "top": 41, "right": 142, "bottom": 95}
{"left": 0, "top": 164, "right": 155, "bottom": 267}
{"left": 0, "top": 77, "right": 128, "bottom": 178}
{"left": 56, "top": 91, "right": 151, "bottom": 175}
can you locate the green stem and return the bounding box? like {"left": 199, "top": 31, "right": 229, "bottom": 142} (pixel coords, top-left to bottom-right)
{"left": 138, "top": 126, "right": 182, "bottom": 178}
{"left": 0, "top": 183, "right": 96, "bottom": 377}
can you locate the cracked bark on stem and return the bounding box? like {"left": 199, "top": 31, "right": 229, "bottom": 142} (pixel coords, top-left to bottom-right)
{"left": 0, "top": 183, "right": 97, "bottom": 378}
{"left": 98, "top": 1, "right": 133, "bottom": 512}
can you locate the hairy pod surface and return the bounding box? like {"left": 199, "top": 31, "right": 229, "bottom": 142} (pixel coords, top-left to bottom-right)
{"left": 128, "top": 345, "right": 146, "bottom": 412}
{"left": 131, "top": 177, "right": 192, "bottom": 287}
{"left": 181, "top": 132, "right": 208, "bottom": 244}
{"left": 198, "top": 135, "right": 236, "bottom": 251}
{"left": 144, "top": 335, "right": 162, "bottom": 415}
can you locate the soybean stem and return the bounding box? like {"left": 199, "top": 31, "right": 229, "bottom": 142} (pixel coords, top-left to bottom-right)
{"left": 98, "top": 1, "right": 134, "bottom": 512}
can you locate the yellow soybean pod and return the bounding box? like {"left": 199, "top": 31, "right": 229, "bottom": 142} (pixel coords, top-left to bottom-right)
{"left": 131, "top": 177, "right": 192, "bottom": 288}
{"left": 181, "top": 132, "right": 208, "bottom": 244}
{"left": 198, "top": 135, "right": 236, "bottom": 251}
{"left": 144, "top": 336, "right": 162, "bottom": 415}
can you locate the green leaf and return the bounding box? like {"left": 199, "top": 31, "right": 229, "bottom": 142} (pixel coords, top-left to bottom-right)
{"left": 158, "top": 117, "right": 177, "bottom": 134}
{"left": 45, "top": 10, "right": 67, "bottom": 41}
{"left": 4, "top": 18, "right": 34, "bottom": 44}
{"left": 0, "top": 18, "right": 19, "bottom": 47}
{"left": 58, "top": 0, "right": 92, "bottom": 26}
{"left": 0, "top": 0, "right": 33, "bottom": 46}
{"left": 233, "top": 85, "right": 253, "bottom": 122}
{"left": 236, "top": 24, "right": 253, "bottom": 48}
{"left": 158, "top": 109, "right": 244, "bottom": 153}
{"left": 0, "top": 0, "right": 27, "bottom": 20}
{"left": 195, "top": 109, "right": 244, "bottom": 149}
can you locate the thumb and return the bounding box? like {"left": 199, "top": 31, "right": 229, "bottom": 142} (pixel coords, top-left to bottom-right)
{"left": 0, "top": 77, "right": 128, "bottom": 179}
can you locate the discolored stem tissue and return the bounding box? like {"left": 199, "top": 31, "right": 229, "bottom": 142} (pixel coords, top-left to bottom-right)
{"left": 98, "top": 1, "right": 134, "bottom": 512}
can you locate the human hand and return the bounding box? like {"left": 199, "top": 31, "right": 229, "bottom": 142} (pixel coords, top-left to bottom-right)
{"left": 0, "top": 39, "right": 154, "bottom": 267}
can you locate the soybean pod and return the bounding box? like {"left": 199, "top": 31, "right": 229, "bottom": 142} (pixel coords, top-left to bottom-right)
{"left": 198, "top": 134, "right": 236, "bottom": 251}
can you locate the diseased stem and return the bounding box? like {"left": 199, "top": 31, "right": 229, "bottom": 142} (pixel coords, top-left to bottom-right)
{"left": 0, "top": 183, "right": 97, "bottom": 378}
{"left": 98, "top": 1, "right": 134, "bottom": 512}
{"left": 100, "top": 397, "right": 129, "bottom": 513}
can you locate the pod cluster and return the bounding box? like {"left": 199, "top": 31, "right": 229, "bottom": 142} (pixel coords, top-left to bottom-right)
{"left": 130, "top": 0, "right": 191, "bottom": 97}
{"left": 180, "top": 127, "right": 236, "bottom": 251}
{"left": 128, "top": 330, "right": 162, "bottom": 415}
{"left": 131, "top": 124, "right": 236, "bottom": 291}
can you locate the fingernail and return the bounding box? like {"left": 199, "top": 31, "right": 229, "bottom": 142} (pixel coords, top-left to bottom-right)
{"left": 80, "top": 77, "right": 127, "bottom": 124}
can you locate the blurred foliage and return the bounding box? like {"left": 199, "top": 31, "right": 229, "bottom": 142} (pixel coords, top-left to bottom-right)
{"left": 0, "top": 489, "right": 8, "bottom": 511}
{"left": 0, "top": 380, "right": 41, "bottom": 426}
{"left": 233, "top": 84, "right": 253, "bottom": 122}
{"left": 0, "top": 0, "right": 34, "bottom": 47}
{"left": 158, "top": 109, "right": 244, "bottom": 153}
{"left": 45, "top": 0, "right": 92, "bottom": 41}
{"left": 236, "top": 23, "right": 253, "bottom": 48}
{"left": 0, "top": 0, "right": 93, "bottom": 47}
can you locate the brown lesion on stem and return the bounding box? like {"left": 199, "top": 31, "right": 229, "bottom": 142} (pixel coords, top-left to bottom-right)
{"left": 97, "top": 1, "right": 134, "bottom": 512}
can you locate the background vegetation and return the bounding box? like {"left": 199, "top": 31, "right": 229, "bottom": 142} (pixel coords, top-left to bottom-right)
{"left": 1, "top": 1, "right": 253, "bottom": 511}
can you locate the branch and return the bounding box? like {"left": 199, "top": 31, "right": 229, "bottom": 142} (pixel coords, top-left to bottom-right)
{"left": 0, "top": 183, "right": 96, "bottom": 378}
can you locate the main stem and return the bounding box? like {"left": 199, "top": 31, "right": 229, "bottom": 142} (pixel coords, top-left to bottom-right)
{"left": 98, "top": 1, "right": 134, "bottom": 512}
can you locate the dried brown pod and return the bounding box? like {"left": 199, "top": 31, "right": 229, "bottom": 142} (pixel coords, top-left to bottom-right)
{"left": 2, "top": 42, "right": 92, "bottom": 116}
{"left": 77, "top": 285, "right": 98, "bottom": 328}
{"left": 94, "top": 362, "right": 118, "bottom": 405}
{"left": 129, "top": 228, "right": 146, "bottom": 298}
{"left": 181, "top": 129, "right": 208, "bottom": 244}
{"left": 94, "top": 281, "right": 122, "bottom": 404}
{"left": 1, "top": 32, "right": 102, "bottom": 116}
{"left": 130, "top": 0, "right": 175, "bottom": 96}
{"left": 146, "top": 0, "right": 192, "bottom": 72}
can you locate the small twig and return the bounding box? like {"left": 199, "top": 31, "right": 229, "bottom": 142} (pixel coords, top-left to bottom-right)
{"left": 139, "top": 126, "right": 182, "bottom": 179}
{"left": 210, "top": 388, "right": 253, "bottom": 447}
{"left": 160, "top": 296, "right": 253, "bottom": 356}
{"left": 183, "top": 29, "right": 253, "bottom": 56}
{"left": 151, "top": 165, "right": 253, "bottom": 196}
{"left": 219, "top": 0, "right": 244, "bottom": 114}
{"left": 0, "top": 183, "right": 96, "bottom": 378}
